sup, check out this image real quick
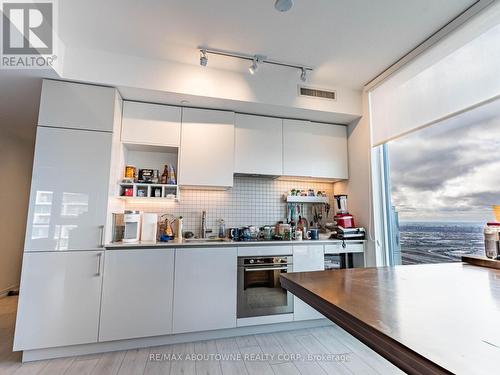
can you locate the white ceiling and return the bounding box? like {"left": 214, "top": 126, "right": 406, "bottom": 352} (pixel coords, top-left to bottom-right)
{"left": 59, "top": 0, "right": 476, "bottom": 90}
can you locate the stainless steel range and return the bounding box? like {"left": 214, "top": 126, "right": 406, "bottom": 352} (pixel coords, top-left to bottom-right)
{"left": 237, "top": 255, "right": 293, "bottom": 318}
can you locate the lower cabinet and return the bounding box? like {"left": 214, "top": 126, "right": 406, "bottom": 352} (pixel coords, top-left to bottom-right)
{"left": 14, "top": 251, "right": 104, "bottom": 351}
{"left": 292, "top": 245, "right": 325, "bottom": 321}
{"left": 99, "top": 248, "right": 175, "bottom": 342}
{"left": 173, "top": 247, "right": 237, "bottom": 333}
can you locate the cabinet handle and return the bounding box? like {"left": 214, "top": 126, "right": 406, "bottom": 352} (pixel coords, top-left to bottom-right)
{"left": 96, "top": 253, "right": 102, "bottom": 276}
{"left": 98, "top": 225, "right": 105, "bottom": 248}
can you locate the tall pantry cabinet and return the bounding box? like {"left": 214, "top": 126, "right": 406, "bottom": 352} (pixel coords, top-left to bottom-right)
{"left": 14, "top": 80, "right": 121, "bottom": 351}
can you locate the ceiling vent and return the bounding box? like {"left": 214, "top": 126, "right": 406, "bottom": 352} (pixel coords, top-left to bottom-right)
{"left": 298, "top": 86, "right": 337, "bottom": 101}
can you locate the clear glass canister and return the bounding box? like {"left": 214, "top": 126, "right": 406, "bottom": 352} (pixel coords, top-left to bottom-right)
{"left": 484, "top": 223, "right": 500, "bottom": 259}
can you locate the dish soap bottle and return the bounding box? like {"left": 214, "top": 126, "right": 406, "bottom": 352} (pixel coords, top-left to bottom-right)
{"left": 218, "top": 219, "right": 226, "bottom": 238}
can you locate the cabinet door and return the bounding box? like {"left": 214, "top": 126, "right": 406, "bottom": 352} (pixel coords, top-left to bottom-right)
{"left": 292, "top": 245, "right": 325, "bottom": 321}
{"left": 234, "top": 114, "right": 283, "bottom": 175}
{"left": 13, "top": 251, "right": 103, "bottom": 351}
{"left": 179, "top": 108, "right": 234, "bottom": 188}
{"left": 283, "top": 120, "right": 348, "bottom": 179}
{"left": 38, "top": 80, "right": 116, "bottom": 132}
{"left": 121, "top": 101, "right": 181, "bottom": 147}
{"left": 24, "top": 127, "right": 112, "bottom": 251}
{"left": 99, "top": 249, "right": 175, "bottom": 341}
{"left": 173, "top": 247, "right": 237, "bottom": 333}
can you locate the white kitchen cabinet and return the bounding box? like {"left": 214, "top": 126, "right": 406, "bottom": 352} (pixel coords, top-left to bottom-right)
{"left": 179, "top": 108, "right": 235, "bottom": 188}
{"left": 292, "top": 245, "right": 325, "bottom": 321}
{"left": 283, "top": 120, "right": 348, "bottom": 179}
{"left": 173, "top": 247, "right": 237, "bottom": 333}
{"left": 24, "top": 127, "right": 112, "bottom": 251}
{"left": 234, "top": 114, "right": 283, "bottom": 176}
{"left": 121, "top": 101, "right": 181, "bottom": 147}
{"left": 38, "top": 79, "right": 116, "bottom": 132}
{"left": 13, "top": 251, "right": 103, "bottom": 351}
{"left": 99, "top": 248, "right": 175, "bottom": 342}
{"left": 325, "top": 241, "right": 365, "bottom": 254}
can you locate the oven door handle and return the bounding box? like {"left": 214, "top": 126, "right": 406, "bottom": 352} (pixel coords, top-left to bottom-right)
{"left": 244, "top": 266, "right": 289, "bottom": 272}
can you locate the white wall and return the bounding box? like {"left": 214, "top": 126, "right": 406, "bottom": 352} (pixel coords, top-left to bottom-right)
{"left": 335, "top": 91, "right": 377, "bottom": 266}
{"left": 59, "top": 47, "right": 362, "bottom": 123}
{"left": 0, "top": 72, "right": 42, "bottom": 294}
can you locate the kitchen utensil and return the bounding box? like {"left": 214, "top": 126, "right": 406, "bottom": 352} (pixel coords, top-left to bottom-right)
{"left": 308, "top": 228, "right": 320, "bottom": 240}
{"left": 218, "top": 219, "right": 226, "bottom": 238}
{"left": 141, "top": 213, "right": 158, "bottom": 242}
{"left": 260, "top": 226, "right": 273, "bottom": 241}
{"left": 293, "top": 230, "right": 303, "bottom": 241}
{"left": 229, "top": 228, "right": 240, "bottom": 240}
{"left": 248, "top": 225, "right": 259, "bottom": 240}
{"left": 484, "top": 223, "right": 500, "bottom": 259}
{"left": 240, "top": 227, "right": 252, "bottom": 241}
{"left": 334, "top": 195, "right": 348, "bottom": 214}
{"left": 335, "top": 214, "right": 355, "bottom": 229}
{"left": 112, "top": 213, "right": 125, "bottom": 242}
{"left": 123, "top": 211, "right": 141, "bottom": 243}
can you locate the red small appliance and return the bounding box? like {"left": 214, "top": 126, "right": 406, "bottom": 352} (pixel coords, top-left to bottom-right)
{"left": 334, "top": 194, "right": 355, "bottom": 229}
{"left": 335, "top": 213, "right": 355, "bottom": 229}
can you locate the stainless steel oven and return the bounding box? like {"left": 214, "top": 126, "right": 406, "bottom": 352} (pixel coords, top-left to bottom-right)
{"left": 237, "top": 255, "right": 293, "bottom": 318}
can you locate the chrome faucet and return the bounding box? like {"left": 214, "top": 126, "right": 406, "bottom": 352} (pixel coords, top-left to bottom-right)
{"left": 201, "top": 210, "right": 207, "bottom": 238}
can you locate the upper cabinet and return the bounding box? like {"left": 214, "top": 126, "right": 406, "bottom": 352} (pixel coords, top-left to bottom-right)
{"left": 234, "top": 114, "right": 283, "bottom": 176}
{"left": 121, "top": 101, "right": 181, "bottom": 147}
{"left": 38, "top": 80, "right": 116, "bottom": 132}
{"left": 283, "top": 120, "right": 348, "bottom": 180}
{"left": 179, "top": 108, "right": 235, "bottom": 188}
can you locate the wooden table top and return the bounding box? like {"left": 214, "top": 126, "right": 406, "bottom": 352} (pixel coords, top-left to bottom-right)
{"left": 281, "top": 263, "right": 500, "bottom": 375}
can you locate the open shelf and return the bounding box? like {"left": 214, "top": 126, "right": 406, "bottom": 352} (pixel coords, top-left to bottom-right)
{"left": 284, "top": 195, "right": 329, "bottom": 204}
{"left": 118, "top": 183, "right": 179, "bottom": 201}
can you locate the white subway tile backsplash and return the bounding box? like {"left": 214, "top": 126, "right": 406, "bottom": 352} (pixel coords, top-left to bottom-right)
{"left": 124, "top": 176, "right": 335, "bottom": 236}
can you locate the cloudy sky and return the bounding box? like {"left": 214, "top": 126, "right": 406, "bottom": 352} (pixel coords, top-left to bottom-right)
{"left": 388, "top": 102, "right": 500, "bottom": 223}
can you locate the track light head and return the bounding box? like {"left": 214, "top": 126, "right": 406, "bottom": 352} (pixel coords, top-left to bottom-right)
{"left": 249, "top": 55, "right": 265, "bottom": 75}
{"left": 249, "top": 58, "right": 259, "bottom": 75}
{"left": 300, "top": 68, "right": 307, "bottom": 82}
{"left": 200, "top": 50, "right": 208, "bottom": 67}
{"left": 275, "top": 0, "right": 294, "bottom": 12}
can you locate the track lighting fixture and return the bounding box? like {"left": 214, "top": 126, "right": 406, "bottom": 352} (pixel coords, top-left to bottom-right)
{"left": 199, "top": 49, "right": 208, "bottom": 67}
{"left": 300, "top": 67, "right": 307, "bottom": 82}
{"left": 198, "top": 47, "right": 313, "bottom": 81}
{"left": 248, "top": 55, "right": 264, "bottom": 75}
{"left": 249, "top": 58, "right": 259, "bottom": 75}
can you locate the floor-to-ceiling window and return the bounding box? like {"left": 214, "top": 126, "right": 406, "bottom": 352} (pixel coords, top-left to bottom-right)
{"left": 369, "top": 2, "right": 500, "bottom": 266}
{"left": 384, "top": 100, "right": 500, "bottom": 264}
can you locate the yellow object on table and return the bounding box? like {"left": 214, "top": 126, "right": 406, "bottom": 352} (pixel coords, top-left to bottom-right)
{"left": 493, "top": 205, "right": 500, "bottom": 222}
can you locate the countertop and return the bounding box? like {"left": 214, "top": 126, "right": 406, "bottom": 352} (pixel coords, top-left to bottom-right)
{"left": 280, "top": 263, "right": 500, "bottom": 375}
{"left": 105, "top": 238, "right": 366, "bottom": 249}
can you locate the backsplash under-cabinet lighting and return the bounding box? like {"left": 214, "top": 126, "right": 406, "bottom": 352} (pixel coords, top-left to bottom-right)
{"left": 123, "top": 176, "right": 335, "bottom": 235}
